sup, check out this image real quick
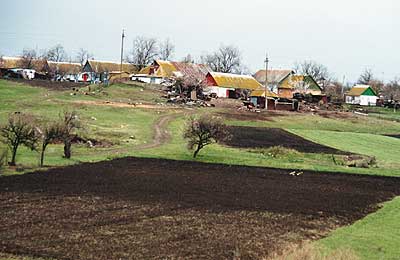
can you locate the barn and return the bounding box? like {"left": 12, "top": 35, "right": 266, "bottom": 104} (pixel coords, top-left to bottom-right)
{"left": 345, "top": 85, "right": 378, "bottom": 106}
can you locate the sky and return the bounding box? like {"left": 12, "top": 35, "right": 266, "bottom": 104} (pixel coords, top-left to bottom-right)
{"left": 1, "top": 0, "right": 399, "bottom": 83}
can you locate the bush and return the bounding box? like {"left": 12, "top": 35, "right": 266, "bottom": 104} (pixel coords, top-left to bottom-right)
{"left": 253, "top": 146, "right": 301, "bottom": 158}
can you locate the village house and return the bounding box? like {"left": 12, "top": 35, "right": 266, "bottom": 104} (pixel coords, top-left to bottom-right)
{"left": 254, "top": 69, "right": 323, "bottom": 99}
{"left": 48, "top": 61, "right": 82, "bottom": 81}
{"left": 205, "top": 72, "right": 269, "bottom": 99}
{"left": 134, "top": 60, "right": 211, "bottom": 84}
{"left": 82, "top": 60, "right": 138, "bottom": 83}
{"left": 345, "top": 85, "right": 378, "bottom": 106}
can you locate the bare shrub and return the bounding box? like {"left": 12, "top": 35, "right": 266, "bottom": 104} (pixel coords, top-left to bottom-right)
{"left": 266, "top": 243, "right": 359, "bottom": 260}
{"left": 252, "top": 146, "right": 300, "bottom": 158}
{"left": 0, "top": 113, "right": 38, "bottom": 166}
{"left": 183, "top": 116, "right": 231, "bottom": 158}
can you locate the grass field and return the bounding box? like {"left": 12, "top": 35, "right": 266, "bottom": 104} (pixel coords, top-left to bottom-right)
{"left": 1, "top": 79, "right": 400, "bottom": 259}
{"left": 320, "top": 196, "right": 400, "bottom": 260}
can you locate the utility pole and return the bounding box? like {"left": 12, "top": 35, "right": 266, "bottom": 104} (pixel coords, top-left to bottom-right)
{"left": 264, "top": 53, "right": 269, "bottom": 110}
{"left": 120, "top": 29, "right": 125, "bottom": 80}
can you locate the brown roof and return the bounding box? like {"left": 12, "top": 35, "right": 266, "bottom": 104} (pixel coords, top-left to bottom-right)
{"left": 48, "top": 61, "right": 81, "bottom": 74}
{"left": 171, "top": 61, "right": 211, "bottom": 80}
{"left": 0, "top": 57, "right": 50, "bottom": 72}
{"left": 85, "top": 60, "right": 138, "bottom": 74}
{"left": 254, "top": 69, "right": 294, "bottom": 84}
{"left": 139, "top": 60, "right": 211, "bottom": 81}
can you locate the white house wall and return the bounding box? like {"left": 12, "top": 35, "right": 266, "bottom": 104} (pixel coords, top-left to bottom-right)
{"left": 205, "top": 86, "right": 233, "bottom": 98}
{"left": 346, "top": 95, "right": 377, "bottom": 106}
{"left": 360, "top": 95, "right": 377, "bottom": 106}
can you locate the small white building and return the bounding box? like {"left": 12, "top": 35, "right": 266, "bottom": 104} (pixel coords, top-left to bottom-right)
{"left": 345, "top": 85, "right": 378, "bottom": 106}
{"left": 131, "top": 74, "right": 163, "bottom": 84}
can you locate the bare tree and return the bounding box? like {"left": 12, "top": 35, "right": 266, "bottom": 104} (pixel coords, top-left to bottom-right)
{"left": 324, "top": 81, "right": 345, "bottom": 102}
{"left": 45, "top": 44, "right": 67, "bottom": 62}
{"left": 19, "top": 48, "right": 37, "bottom": 69}
{"left": 382, "top": 78, "right": 400, "bottom": 100}
{"left": 0, "top": 113, "right": 38, "bottom": 166}
{"left": 181, "top": 54, "right": 194, "bottom": 63}
{"left": 0, "top": 54, "right": 4, "bottom": 67}
{"left": 76, "top": 48, "right": 94, "bottom": 65}
{"left": 202, "top": 45, "right": 242, "bottom": 73}
{"left": 183, "top": 116, "right": 231, "bottom": 158}
{"left": 38, "top": 123, "right": 62, "bottom": 167}
{"left": 159, "top": 38, "right": 175, "bottom": 61}
{"left": 128, "top": 36, "right": 158, "bottom": 69}
{"left": 294, "top": 61, "right": 330, "bottom": 86}
{"left": 358, "top": 68, "right": 374, "bottom": 85}
{"left": 357, "top": 69, "right": 384, "bottom": 94}
{"left": 59, "top": 111, "right": 80, "bottom": 159}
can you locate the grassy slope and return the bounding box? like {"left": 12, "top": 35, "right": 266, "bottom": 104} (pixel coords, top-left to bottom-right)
{"left": 0, "top": 80, "right": 160, "bottom": 173}
{"left": 289, "top": 129, "right": 400, "bottom": 176}
{"left": 319, "top": 197, "right": 400, "bottom": 260}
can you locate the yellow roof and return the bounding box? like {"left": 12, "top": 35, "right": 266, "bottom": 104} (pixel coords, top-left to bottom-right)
{"left": 210, "top": 72, "right": 262, "bottom": 90}
{"left": 347, "top": 85, "right": 371, "bottom": 96}
{"left": 0, "top": 57, "right": 20, "bottom": 69}
{"left": 250, "top": 88, "right": 279, "bottom": 98}
{"left": 138, "top": 60, "right": 178, "bottom": 77}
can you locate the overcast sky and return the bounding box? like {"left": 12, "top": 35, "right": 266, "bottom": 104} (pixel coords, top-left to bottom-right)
{"left": 1, "top": 0, "right": 399, "bottom": 83}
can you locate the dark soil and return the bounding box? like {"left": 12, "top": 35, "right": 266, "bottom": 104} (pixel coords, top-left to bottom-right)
{"left": 224, "top": 126, "right": 348, "bottom": 154}
{"left": 7, "top": 78, "right": 88, "bottom": 91}
{"left": 385, "top": 134, "right": 400, "bottom": 139}
{"left": 218, "top": 110, "right": 286, "bottom": 122}
{"left": 1, "top": 157, "right": 399, "bottom": 260}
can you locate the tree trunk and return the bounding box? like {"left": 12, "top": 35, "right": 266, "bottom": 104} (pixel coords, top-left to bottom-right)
{"left": 40, "top": 143, "right": 47, "bottom": 167}
{"left": 193, "top": 144, "right": 202, "bottom": 158}
{"left": 64, "top": 140, "right": 71, "bottom": 159}
{"left": 10, "top": 145, "right": 18, "bottom": 166}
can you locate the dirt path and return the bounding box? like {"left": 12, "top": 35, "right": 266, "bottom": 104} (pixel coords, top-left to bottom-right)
{"left": 136, "top": 112, "right": 183, "bottom": 149}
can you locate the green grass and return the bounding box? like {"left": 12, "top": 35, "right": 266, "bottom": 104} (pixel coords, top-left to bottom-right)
{"left": 363, "top": 106, "right": 400, "bottom": 122}
{"left": 320, "top": 196, "right": 400, "bottom": 260}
